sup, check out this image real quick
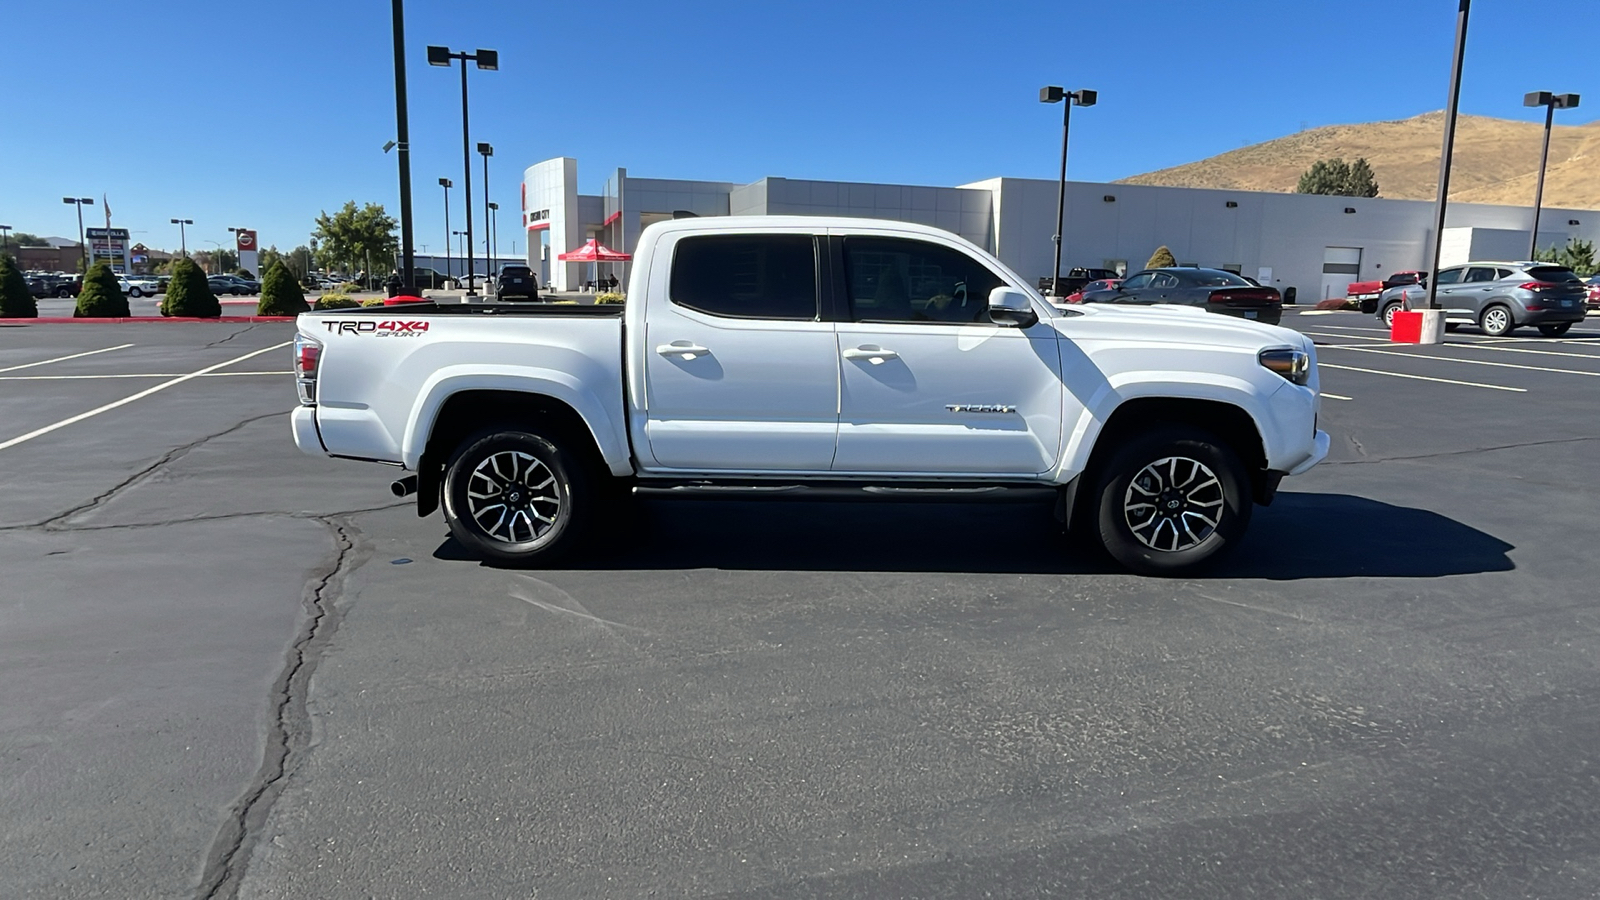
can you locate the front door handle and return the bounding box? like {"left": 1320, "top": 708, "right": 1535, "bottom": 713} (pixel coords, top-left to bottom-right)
{"left": 842, "top": 345, "right": 899, "bottom": 363}
{"left": 656, "top": 341, "right": 710, "bottom": 359}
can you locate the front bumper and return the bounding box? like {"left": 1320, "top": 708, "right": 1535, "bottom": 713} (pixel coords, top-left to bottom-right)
{"left": 290, "top": 406, "right": 326, "bottom": 456}
{"left": 1284, "top": 429, "right": 1331, "bottom": 477}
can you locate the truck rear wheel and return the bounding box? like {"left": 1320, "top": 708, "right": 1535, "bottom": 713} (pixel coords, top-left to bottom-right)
{"left": 1091, "top": 427, "right": 1252, "bottom": 576}
{"left": 442, "top": 428, "right": 592, "bottom": 566}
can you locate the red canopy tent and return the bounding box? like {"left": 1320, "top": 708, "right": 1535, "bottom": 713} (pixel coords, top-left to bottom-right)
{"left": 558, "top": 239, "right": 631, "bottom": 291}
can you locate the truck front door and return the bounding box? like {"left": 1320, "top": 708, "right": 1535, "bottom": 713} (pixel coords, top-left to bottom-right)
{"left": 640, "top": 232, "right": 839, "bottom": 472}
{"left": 830, "top": 234, "right": 1065, "bottom": 476}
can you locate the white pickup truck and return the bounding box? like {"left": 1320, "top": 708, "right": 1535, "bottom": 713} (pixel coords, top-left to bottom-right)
{"left": 290, "top": 216, "right": 1329, "bottom": 574}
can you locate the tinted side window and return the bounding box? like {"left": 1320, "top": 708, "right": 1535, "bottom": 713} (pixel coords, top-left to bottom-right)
{"left": 1435, "top": 268, "right": 1464, "bottom": 285}
{"left": 1527, "top": 266, "right": 1581, "bottom": 284}
{"left": 1121, "top": 273, "right": 1155, "bottom": 290}
{"left": 1151, "top": 273, "right": 1182, "bottom": 289}
{"left": 1464, "top": 267, "right": 1497, "bottom": 283}
{"left": 670, "top": 234, "right": 818, "bottom": 320}
{"left": 842, "top": 237, "right": 1004, "bottom": 324}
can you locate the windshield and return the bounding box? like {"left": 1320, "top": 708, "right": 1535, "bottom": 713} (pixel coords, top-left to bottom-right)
{"left": 1526, "top": 266, "right": 1581, "bottom": 284}
{"left": 1191, "top": 271, "right": 1252, "bottom": 287}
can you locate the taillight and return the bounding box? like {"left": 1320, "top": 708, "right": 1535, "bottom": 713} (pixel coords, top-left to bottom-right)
{"left": 294, "top": 334, "right": 321, "bottom": 405}
{"left": 1519, "top": 281, "right": 1555, "bottom": 291}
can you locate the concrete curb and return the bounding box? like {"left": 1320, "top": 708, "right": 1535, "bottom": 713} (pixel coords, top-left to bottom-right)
{"left": 1, "top": 316, "right": 297, "bottom": 324}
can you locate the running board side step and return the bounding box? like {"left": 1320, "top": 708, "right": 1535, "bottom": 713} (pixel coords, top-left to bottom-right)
{"left": 632, "top": 481, "right": 1058, "bottom": 503}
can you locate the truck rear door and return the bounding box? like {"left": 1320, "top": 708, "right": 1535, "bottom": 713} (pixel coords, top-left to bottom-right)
{"left": 639, "top": 231, "right": 839, "bottom": 472}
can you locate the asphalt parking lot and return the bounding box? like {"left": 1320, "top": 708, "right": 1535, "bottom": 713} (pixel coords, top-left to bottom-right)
{"left": 4, "top": 310, "right": 1600, "bottom": 898}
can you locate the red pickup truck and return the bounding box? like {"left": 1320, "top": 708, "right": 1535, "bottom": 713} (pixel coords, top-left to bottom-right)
{"left": 1348, "top": 271, "right": 1426, "bottom": 313}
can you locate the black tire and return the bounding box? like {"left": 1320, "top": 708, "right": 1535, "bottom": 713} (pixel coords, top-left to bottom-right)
{"left": 442, "top": 428, "right": 592, "bottom": 566}
{"left": 129, "top": 287, "right": 143, "bottom": 298}
{"left": 1381, "top": 302, "right": 1403, "bottom": 327}
{"left": 1090, "top": 427, "right": 1252, "bottom": 576}
{"left": 1479, "top": 304, "right": 1514, "bottom": 337}
{"left": 54, "top": 287, "right": 71, "bottom": 298}
{"left": 1538, "top": 322, "right": 1572, "bottom": 337}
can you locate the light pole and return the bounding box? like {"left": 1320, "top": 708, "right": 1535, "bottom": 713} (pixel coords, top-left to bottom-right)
{"left": 170, "top": 218, "right": 192, "bottom": 256}
{"left": 203, "top": 240, "right": 223, "bottom": 275}
{"left": 1524, "top": 90, "right": 1581, "bottom": 259}
{"left": 1038, "top": 86, "right": 1097, "bottom": 296}
{"left": 389, "top": 0, "right": 417, "bottom": 291}
{"left": 427, "top": 44, "right": 498, "bottom": 295}
{"left": 478, "top": 141, "right": 493, "bottom": 278}
{"left": 63, "top": 197, "right": 94, "bottom": 272}
{"left": 453, "top": 229, "right": 467, "bottom": 266}
{"left": 1424, "top": 0, "right": 1471, "bottom": 311}
{"left": 439, "top": 177, "right": 453, "bottom": 279}
{"left": 487, "top": 201, "right": 499, "bottom": 266}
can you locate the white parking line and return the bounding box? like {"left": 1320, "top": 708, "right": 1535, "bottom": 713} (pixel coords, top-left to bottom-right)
{"left": 1327, "top": 344, "right": 1600, "bottom": 377}
{"left": 1320, "top": 363, "right": 1526, "bottom": 392}
{"left": 1301, "top": 330, "right": 1397, "bottom": 343}
{"left": 0, "top": 371, "right": 291, "bottom": 381}
{"left": 1319, "top": 392, "right": 1354, "bottom": 401}
{"left": 1449, "top": 343, "right": 1600, "bottom": 360}
{"left": 0, "top": 343, "right": 135, "bottom": 374}
{"left": 0, "top": 342, "right": 291, "bottom": 452}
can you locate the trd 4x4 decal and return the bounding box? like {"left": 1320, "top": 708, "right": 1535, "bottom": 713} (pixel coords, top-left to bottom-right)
{"left": 323, "top": 320, "right": 430, "bottom": 337}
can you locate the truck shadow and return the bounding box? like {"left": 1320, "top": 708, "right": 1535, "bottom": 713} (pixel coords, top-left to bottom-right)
{"left": 432, "top": 491, "right": 1514, "bottom": 580}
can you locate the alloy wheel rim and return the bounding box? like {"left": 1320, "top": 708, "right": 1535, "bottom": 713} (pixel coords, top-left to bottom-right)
{"left": 1124, "top": 456, "right": 1224, "bottom": 552}
{"left": 466, "top": 450, "right": 561, "bottom": 545}
{"left": 1485, "top": 309, "right": 1508, "bottom": 332}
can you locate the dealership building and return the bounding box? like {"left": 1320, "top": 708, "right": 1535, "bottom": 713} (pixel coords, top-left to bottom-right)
{"left": 521, "top": 156, "right": 1598, "bottom": 300}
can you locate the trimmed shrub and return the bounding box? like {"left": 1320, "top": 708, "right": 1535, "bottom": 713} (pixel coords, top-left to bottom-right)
{"left": 337, "top": 281, "right": 363, "bottom": 294}
{"left": 314, "top": 294, "right": 360, "bottom": 309}
{"left": 595, "top": 292, "right": 626, "bottom": 305}
{"left": 161, "top": 258, "right": 220, "bottom": 317}
{"left": 0, "top": 254, "right": 38, "bottom": 318}
{"left": 234, "top": 268, "right": 256, "bottom": 279}
{"left": 1145, "top": 246, "right": 1177, "bottom": 269}
{"left": 75, "top": 261, "right": 130, "bottom": 317}
{"left": 257, "top": 262, "right": 310, "bottom": 316}
{"left": 361, "top": 298, "right": 386, "bottom": 307}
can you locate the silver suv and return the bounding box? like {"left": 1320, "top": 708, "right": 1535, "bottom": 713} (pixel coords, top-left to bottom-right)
{"left": 1376, "top": 262, "right": 1588, "bottom": 337}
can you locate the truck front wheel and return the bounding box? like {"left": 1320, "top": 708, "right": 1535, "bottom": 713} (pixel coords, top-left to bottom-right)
{"left": 1091, "top": 427, "right": 1252, "bottom": 576}
{"left": 442, "top": 428, "right": 592, "bottom": 566}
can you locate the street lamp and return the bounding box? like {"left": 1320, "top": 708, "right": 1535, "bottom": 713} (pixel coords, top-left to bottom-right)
{"left": 170, "top": 218, "right": 193, "bottom": 255}
{"left": 452, "top": 229, "right": 467, "bottom": 265}
{"left": 439, "top": 177, "right": 453, "bottom": 280}
{"left": 1424, "top": 0, "right": 1472, "bottom": 311}
{"left": 388, "top": 1, "right": 417, "bottom": 291}
{"left": 428, "top": 44, "right": 498, "bottom": 295}
{"left": 487, "top": 201, "right": 499, "bottom": 266}
{"left": 1038, "top": 86, "right": 1096, "bottom": 296}
{"left": 477, "top": 141, "right": 493, "bottom": 278}
{"left": 1524, "top": 90, "right": 1581, "bottom": 259}
{"left": 203, "top": 240, "right": 223, "bottom": 275}
{"left": 63, "top": 197, "right": 94, "bottom": 272}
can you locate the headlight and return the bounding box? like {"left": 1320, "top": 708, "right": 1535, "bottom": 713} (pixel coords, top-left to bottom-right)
{"left": 1259, "top": 348, "right": 1310, "bottom": 385}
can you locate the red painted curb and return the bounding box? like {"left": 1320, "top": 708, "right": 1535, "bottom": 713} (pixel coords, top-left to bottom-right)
{"left": 1, "top": 316, "right": 296, "bottom": 324}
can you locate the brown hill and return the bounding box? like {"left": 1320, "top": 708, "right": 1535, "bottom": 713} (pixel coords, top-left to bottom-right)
{"left": 1115, "top": 112, "right": 1600, "bottom": 210}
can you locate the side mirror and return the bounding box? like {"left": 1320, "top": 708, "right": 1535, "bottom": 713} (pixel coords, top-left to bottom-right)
{"left": 988, "top": 287, "right": 1038, "bottom": 328}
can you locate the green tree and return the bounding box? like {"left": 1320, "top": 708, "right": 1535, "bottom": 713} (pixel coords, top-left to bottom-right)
{"left": 161, "top": 258, "right": 220, "bottom": 317}
{"left": 0, "top": 254, "right": 38, "bottom": 318}
{"left": 1146, "top": 245, "right": 1177, "bottom": 269}
{"left": 1296, "top": 157, "right": 1379, "bottom": 197}
{"left": 1534, "top": 237, "right": 1598, "bottom": 276}
{"left": 75, "top": 261, "right": 130, "bottom": 317}
{"left": 312, "top": 201, "right": 397, "bottom": 276}
{"left": 4, "top": 232, "right": 48, "bottom": 248}
{"left": 256, "top": 261, "right": 310, "bottom": 316}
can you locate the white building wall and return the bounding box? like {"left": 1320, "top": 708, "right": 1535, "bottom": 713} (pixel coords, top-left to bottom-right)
{"left": 523, "top": 157, "right": 580, "bottom": 290}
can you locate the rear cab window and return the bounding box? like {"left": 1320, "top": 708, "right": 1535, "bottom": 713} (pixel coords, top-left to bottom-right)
{"left": 669, "top": 234, "right": 819, "bottom": 320}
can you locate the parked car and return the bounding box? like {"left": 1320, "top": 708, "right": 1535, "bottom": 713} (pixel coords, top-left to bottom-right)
{"left": 1060, "top": 278, "right": 1120, "bottom": 304}
{"left": 1347, "top": 270, "right": 1427, "bottom": 314}
{"left": 50, "top": 277, "right": 83, "bottom": 298}
{"left": 494, "top": 265, "right": 539, "bottom": 301}
{"left": 207, "top": 276, "right": 249, "bottom": 296}
{"left": 124, "top": 275, "right": 162, "bottom": 297}
{"left": 1374, "top": 262, "right": 1587, "bottom": 336}
{"left": 1080, "top": 267, "right": 1283, "bottom": 325}
{"left": 214, "top": 274, "right": 260, "bottom": 294}
{"left": 1585, "top": 275, "right": 1600, "bottom": 310}
{"left": 290, "top": 215, "right": 1329, "bottom": 576}
{"left": 1039, "top": 267, "right": 1121, "bottom": 298}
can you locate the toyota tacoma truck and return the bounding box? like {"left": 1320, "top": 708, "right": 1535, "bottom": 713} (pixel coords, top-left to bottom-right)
{"left": 290, "top": 216, "right": 1329, "bottom": 575}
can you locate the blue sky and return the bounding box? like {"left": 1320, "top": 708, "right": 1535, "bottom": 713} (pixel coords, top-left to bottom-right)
{"left": 3, "top": 0, "right": 1596, "bottom": 258}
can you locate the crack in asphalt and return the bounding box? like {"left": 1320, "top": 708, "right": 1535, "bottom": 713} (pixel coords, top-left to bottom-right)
{"left": 0, "top": 502, "right": 412, "bottom": 534}
{"left": 195, "top": 515, "right": 370, "bottom": 900}
{"left": 1321, "top": 434, "right": 1600, "bottom": 466}
{"left": 6, "top": 410, "right": 293, "bottom": 532}
{"left": 205, "top": 323, "right": 262, "bottom": 348}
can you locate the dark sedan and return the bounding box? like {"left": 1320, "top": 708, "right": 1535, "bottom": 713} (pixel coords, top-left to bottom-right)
{"left": 1080, "top": 267, "right": 1282, "bottom": 325}
{"left": 494, "top": 265, "right": 539, "bottom": 301}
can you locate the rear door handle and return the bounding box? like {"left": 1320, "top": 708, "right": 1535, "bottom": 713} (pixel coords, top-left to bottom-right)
{"left": 842, "top": 345, "right": 899, "bottom": 363}
{"left": 656, "top": 341, "right": 710, "bottom": 359}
